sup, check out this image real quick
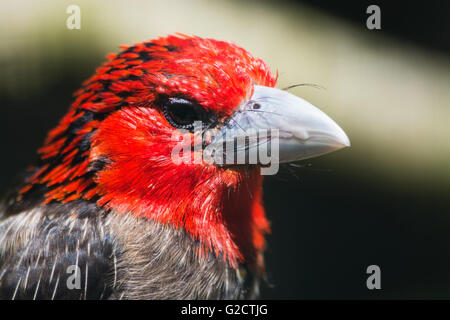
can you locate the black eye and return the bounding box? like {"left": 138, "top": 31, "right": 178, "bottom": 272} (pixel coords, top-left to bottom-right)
{"left": 162, "top": 97, "right": 210, "bottom": 131}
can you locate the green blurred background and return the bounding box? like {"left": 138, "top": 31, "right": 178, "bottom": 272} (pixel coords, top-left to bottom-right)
{"left": 0, "top": 0, "right": 449, "bottom": 298}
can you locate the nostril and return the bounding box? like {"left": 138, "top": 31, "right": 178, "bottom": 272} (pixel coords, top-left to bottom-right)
{"left": 253, "top": 103, "right": 261, "bottom": 110}
{"left": 293, "top": 130, "right": 310, "bottom": 141}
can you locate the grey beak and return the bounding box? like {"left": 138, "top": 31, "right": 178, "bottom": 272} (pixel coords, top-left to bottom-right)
{"left": 210, "top": 85, "right": 350, "bottom": 164}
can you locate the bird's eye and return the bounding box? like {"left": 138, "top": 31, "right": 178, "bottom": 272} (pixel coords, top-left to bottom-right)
{"left": 162, "top": 97, "right": 208, "bottom": 131}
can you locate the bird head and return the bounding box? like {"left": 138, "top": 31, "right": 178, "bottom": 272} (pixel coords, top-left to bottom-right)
{"left": 17, "top": 35, "right": 349, "bottom": 269}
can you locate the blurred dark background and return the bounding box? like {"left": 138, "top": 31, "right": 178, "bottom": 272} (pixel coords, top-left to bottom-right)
{"left": 1, "top": 0, "right": 450, "bottom": 298}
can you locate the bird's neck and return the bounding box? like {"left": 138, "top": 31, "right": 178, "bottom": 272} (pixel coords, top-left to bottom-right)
{"left": 97, "top": 168, "right": 270, "bottom": 270}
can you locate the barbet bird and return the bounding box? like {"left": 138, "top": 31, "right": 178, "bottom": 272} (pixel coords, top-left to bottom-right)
{"left": 0, "top": 35, "right": 349, "bottom": 299}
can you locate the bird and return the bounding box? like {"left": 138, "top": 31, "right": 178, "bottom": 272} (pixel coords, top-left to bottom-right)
{"left": 0, "top": 34, "right": 349, "bottom": 300}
